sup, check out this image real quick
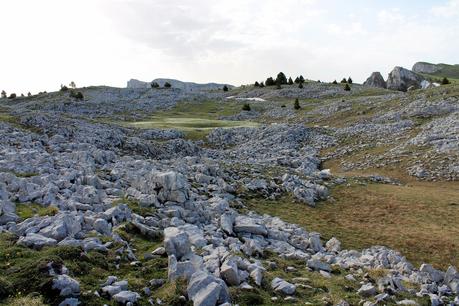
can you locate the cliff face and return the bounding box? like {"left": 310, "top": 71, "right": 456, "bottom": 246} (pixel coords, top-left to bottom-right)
{"left": 412, "top": 62, "right": 440, "bottom": 74}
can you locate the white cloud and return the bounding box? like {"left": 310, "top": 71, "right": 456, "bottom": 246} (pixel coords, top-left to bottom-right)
{"left": 432, "top": 0, "right": 459, "bottom": 17}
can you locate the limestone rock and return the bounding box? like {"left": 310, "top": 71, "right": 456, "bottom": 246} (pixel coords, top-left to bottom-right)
{"left": 164, "top": 227, "right": 191, "bottom": 260}
{"left": 386, "top": 67, "right": 425, "bottom": 92}
{"left": 17, "top": 233, "right": 57, "bottom": 249}
{"left": 187, "top": 271, "right": 230, "bottom": 306}
{"left": 112, "top": 291, "right": 140, "bottom": 304}
{"left": 52, "top": 275, "right": 80, "bottom": 297}
{"left": 271, "top": 277, "right": 296, "bottom": 295}
{"left": 364, "top": 72, "right": 387, "bottom": 89}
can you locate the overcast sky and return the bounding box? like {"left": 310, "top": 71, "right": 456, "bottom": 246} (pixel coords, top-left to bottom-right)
{"left": 1, "top": 0, "right": 458, "bottom": 94}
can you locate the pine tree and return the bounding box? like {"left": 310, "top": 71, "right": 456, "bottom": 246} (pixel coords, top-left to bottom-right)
{"left": 276, "top": 72, "right": 288, "bottom": 85}
{"left": 344, "top": 83, "right": 351, "bottom": 91}
{"left": 276, "top": 79, "right": 282, "bottom": 89}
{"left": 332, "top": 80, "right": 338, "bottom": 84}
{"left": 27, "top": 92, "right": 32, "bottom": 97}
{"left": 242, "top": 103, "right": 251, "bottom": 111}
{"left": 341, "top": 78, "right": 348, "bottom": 83}
{"left": 266, "top": 77, "right": 275, "bottom": 86}
{"left": 288, "top": 77, "right": 294, "bottom": 85}
{"left": 69, "top": 81, "right": 76, "bottom": 88}
{"left": 299, "top": 75, "right": 305, "bottom": 83}
{"left": 294, "top": 77, "right": 300, "bottom": 84}
{"left": 441, "top": 77, "right": 451, "bottom": 85}
{"left": 347, "top": 77, "right": 353, "bottom": 84}
{"left": 1, "top": 90, "right": 6, "bottom": 99}
{"left": 294, "top": 98, "right": 301, "bottom": 110}
{"left": 259, "top": 82, "right": 265, "bottom": 88}
{"left": 151, "top": 82, "right": 159, "bottom": 88}
{"left": 254, "top": 81, "right": 260, "bottom": 87}
{"left": 223, "top": 85, "right": 229, "bottom": 92}
{"left": 298, "top": 82, "right": 304, "bottom": 89}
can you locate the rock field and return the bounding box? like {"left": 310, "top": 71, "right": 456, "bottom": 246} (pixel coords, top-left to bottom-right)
{"left": 0, "top": 80, "right": 458, "bottom": 305}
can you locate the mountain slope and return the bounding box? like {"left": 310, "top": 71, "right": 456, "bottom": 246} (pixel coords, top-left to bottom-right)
{"left": 413, "top": 61, "right": 459, "bottom": 79}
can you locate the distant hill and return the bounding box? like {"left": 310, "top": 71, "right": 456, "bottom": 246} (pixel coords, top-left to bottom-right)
{"left": 127, "top": 78, "right": 234, "bottom": 92}
{"left": 412, "top": 62, "right": 459, "bottom": 79}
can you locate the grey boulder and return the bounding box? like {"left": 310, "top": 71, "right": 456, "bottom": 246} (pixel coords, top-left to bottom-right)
{"left": 271, "top": 277, "right": 296, "bottom": 295}
{"left": 187, "top": 271, "right": 230, "bottom": 306}
{"left": 164, "top": 227, "right": 192, "bottom": 260}
{"left": 17, "top": 233, "right": 57, "bottom": 249}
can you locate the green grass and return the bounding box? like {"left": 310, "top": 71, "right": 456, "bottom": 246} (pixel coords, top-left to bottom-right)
{"left": 229, "top": 251, "right": 429, "bottom": 305}
{"left": 121, "top": 100, "right": 260, "bottom": 140}
{"left": 0, "top": 222, "right": 168, "bottom": 306}
{"left": 15, "top": 203, "right": 59, "bottom": 219}
{"left": 244, "top": 178, "right": 459, "bottom": 270}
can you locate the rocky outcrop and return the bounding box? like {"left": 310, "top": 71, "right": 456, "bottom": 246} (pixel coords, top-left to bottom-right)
{"left": 412, "top": 62, "right": 440, "bottom": 74}
{"left": 386, "top": 67, "right": 425, "bottom": 92}
{"left": 363, "top": 72, "right": 387, "bottom": 89}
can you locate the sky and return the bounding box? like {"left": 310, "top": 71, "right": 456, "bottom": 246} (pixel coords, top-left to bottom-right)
{"left": 0, "top": 0, "right": 458, "bottom": 94}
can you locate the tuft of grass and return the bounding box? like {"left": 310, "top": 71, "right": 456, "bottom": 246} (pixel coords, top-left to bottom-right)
{"left": 155, "top": 279, "right": 192, "bottom": 306}
{"left": 15, "top": 203, "right": 59, "bottom": 220}
{"left": 112, "top": 197, "right": 155, "bottom": 216}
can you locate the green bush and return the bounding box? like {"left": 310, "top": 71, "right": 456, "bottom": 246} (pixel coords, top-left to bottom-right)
{"left": 1, "top": 90, "right": 6, "bottom": 98}
{"left": 242, "top": 103, "right": 251, "bottom": 111}
{"left": 8, "top": 93, "right": 16, "bottom": 99}
{"left": 151, "top": 82, "right": 159, "bottom": 88}
{"left": 332, "top": 80, "right": 338, "bottom": 84}
{"left": 344, "top": 83, "right": 351, "bottom": 91}
{"left": 223, "top": 85, "right": 229, "bottom": 92}
{"left": 298, "top": 82, "right": 304, "bottom": 89}
{"left": 60, "top": 85, "right": 68, "bottom": 92}
{"left": 341, "top": 78, "right": 348, "bottom": 83}
{"left": 164, "top": 82, "right": 172, "bottom": 88}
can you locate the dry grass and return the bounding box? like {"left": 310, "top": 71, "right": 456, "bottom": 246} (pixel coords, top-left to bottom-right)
{"left": 246, "top": 179, "right": 459, "bottom": 270}
{"left": 3, "top": 295, "right": 47, "bottom": 306}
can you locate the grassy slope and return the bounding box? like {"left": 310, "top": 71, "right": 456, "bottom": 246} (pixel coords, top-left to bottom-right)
{"left": 246, "top": 178, "right": 459, "bottom": 270}
{"left": 121, "top": 100, "right": 260, "bottom": 140}
{"left": 418, "top": 62, "right": 459, "bottom": 79}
